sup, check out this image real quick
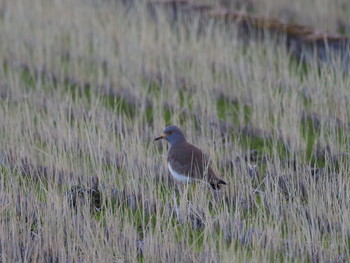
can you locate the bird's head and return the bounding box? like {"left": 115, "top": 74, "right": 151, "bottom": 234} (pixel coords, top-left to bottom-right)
{"left": 154, "top": 125, "right": 186, "bottom": 146}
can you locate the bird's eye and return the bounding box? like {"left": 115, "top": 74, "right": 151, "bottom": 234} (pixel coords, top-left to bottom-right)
{"left": 167, "top": 131, "right": 173, "bottom": 135}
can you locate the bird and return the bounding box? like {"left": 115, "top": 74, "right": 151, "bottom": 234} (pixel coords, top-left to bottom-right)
{"left": 154, "top": 125, "right": 226, "bottom": 190}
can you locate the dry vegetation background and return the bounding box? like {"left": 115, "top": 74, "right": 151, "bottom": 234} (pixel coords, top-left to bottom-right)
{"left": 1, "top": 0, "right": 350, "bottom": 262}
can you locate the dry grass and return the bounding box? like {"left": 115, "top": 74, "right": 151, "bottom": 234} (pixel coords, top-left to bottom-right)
{"left": 1, "top": 0, "right": 350, "bottom": 262}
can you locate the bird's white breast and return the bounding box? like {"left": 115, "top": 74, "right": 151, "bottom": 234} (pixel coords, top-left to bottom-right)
{"left": 168, "top": 162, "right": 192, "bottom": 183}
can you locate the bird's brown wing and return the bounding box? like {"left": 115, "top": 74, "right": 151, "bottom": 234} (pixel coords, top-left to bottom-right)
{"left": 168, "top": 141, "right": 227, "bottom": 189}
{"left": 167, "top": 142, "right": 212, "bottom": 180}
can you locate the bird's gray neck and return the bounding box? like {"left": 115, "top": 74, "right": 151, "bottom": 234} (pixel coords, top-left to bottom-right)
{"left": 168, "top": 137, "right": 186, "bottom": 148}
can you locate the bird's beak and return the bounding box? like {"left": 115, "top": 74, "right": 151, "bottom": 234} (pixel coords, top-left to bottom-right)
{"left": 154, "top": 133, "right": 166, "bottom": 141}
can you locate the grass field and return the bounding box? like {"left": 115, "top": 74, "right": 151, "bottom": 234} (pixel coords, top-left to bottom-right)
{"left": 1, "top": 0, "right": 350, "bottom": 262}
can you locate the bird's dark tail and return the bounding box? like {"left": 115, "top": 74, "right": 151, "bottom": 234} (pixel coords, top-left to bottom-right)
{"left": 210, "top": 178, "right": 227, "bottom": 190}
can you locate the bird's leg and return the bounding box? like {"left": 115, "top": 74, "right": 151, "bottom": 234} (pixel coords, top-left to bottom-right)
{"left": 210, "top": 187, "right": 226, "bottom": 208}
